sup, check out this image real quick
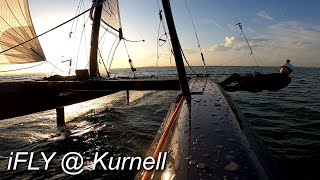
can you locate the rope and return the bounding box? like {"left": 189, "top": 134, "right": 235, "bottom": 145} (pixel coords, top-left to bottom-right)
{"left": 184, "top": 0, "right": 208, "bottom": 74}
{"left": 217, "top": 53, "right": 251, "bottom": 66}
{"left": 0, "top": 62, "right": 46, "bottom": 73}
{"left": 180, "top": 45, "right": 198, "bottom": 75}
{"left": 0, "top": 58, "right": 66, "bottom": 74}
{"left": 0, "top": 0, "right": 106, "bottom": 55}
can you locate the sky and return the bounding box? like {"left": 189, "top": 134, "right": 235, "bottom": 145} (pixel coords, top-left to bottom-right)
{"left": 1, "top": 0, "right": 320, "bottom": 74}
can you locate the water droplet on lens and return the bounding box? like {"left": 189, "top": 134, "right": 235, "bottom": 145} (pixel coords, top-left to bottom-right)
{"left": 189, "top": 160, "right": 197, "bottom": 166}
{"left": 224, "top": 161, "right": 240, "bottom": 171}
{"left": 202, "top": 154, "right": 210, "bottom": 158}
{"left": 197, "top": 163, "right": 207, "bottom": 169}
{"left": 225, "top": 155, "right": 235, "bottom": 161}
{"left": 186, "top": 155, "right": 192, "bottom": 160}
{"left": 216, "top": 145, "right": 224, "bottom": 149}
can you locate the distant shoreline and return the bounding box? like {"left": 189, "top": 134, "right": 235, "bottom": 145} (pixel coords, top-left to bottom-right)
{"left": 0, "top": 66, "right": 317, "bottom": 77}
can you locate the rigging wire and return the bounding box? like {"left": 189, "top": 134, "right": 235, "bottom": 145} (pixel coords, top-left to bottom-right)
{"left": 96, "top": 4, "right": 144, "bottom": 76}
{"left": 157, "top": 0, "right": 198, "bottom": 75}
{"left": 156, "top": 0, "right": 174, "bottom": 66}
{"left": 106, "top": 36, "right": 118, "bottom": 72}
{"left": 224, "top": 0, "right": 260, "bottom": 71}
{"left": 0, "top": 58, "right": 65, "bottom": 73}
{"left": 217, "top": 53, "right": 251, "bottom": 66}
{"left": 236, "top": 22, "right": 259, "bottom": 69}
{"left": 108, "top": 38, "right": 121, "bottom": 72}
{"left": 156, "top": 10, "right": 169, "bottom": 67}
{"left": 98, "top": 48, "right": 110, "bottom": 77}
{"left": 45, "top": 60, "right": 65, "bottom": 73}
{"left": 156, "top": 0, "right": 201, "bottom": 75}
{"left": 98, "top": 29, "right": 111, "bottom": 76}
{"left": 69, "top": 0, "right": 84, "bottom": 38}
{"left": 75, "top": 15, "right": 91, "bottom": 70}
{"left": 156, "top": 15, "right": 162, "bottom": 67}
{"left": 75, "top": 24, "right": 86, "bottom": 70}
{"left": 123, "top": 40, "right": 137, "bottom": 77}
{"left": 0, "top": 62, "right": 46, "bottom": 73}
{"left": 82, "top": 10, "right": 90, "bottom": 69}
{"left": 184, "top": 0, "right": 208, "bottom": 75}
{"left": 101, "top": 25, "right": 145, "bottom": 43}
{"left": 50, "top": 58, "right": 60, "bottom": 76}
{"left": 60, "top": 0, "right": 84, "bottom": 75}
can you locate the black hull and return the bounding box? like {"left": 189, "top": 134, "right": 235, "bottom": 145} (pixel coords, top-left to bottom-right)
{"left": 138, "top": 78, "right": 281, "bottom": 180}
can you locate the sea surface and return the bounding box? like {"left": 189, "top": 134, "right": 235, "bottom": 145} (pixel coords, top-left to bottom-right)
{"left": 0, "top": 66, "right": 319, "bottom": 179}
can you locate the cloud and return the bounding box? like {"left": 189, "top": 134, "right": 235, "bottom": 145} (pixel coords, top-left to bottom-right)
{"left": 313, "top": 25, "right": 320, "bottom": 32}
{"left": 224, "top": 36, "right": 236, "bottom": 47}
{"left": 179, "top": 20, "right": 320, "bottom": 67}
{"left": 267, "top": 21, "right": 319, "bottom": 48}
{"left": 205, "top": 36, "right": 270, "bottom": 52}
{"left": 256, "top": 11, "right": 273, "bottom": 21}
{"left": 264, "top": 23, "right": 320, "bottom": 66}
{"left": 182, "top": 48, "right": 198, "bottom": 55}
{"left": 292, "top": 41, "right": 312, "bottom": 47}
{"left": 202, "top": 18, "right": 224, "bottom": 31}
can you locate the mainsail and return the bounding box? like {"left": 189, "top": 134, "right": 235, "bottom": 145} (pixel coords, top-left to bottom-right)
{"left": 91, "top": 0, "right": 121, "bottom": 34}
{"left": 0, "top": 0, "right": 45, "bottom": 64}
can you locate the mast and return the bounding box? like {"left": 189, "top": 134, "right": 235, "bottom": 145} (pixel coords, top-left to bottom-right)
{"left": 89, "top": 0, "right": 103, "bottom": 77}
{"left": 161, "top": 0, "right": 191, "bottom": 100}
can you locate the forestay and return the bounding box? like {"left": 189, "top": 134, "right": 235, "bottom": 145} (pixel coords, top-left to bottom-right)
{"left": 0, "top": 0, "right": 45, "bottom": 64}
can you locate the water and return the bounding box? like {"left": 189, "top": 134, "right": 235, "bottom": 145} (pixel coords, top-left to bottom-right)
{"left": 0, "top": 66, "right": 319, "bottom": 179}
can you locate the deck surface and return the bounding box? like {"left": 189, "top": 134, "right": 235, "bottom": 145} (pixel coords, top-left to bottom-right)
{"left": 144, "top": 77, "right": 279, "bottom": 180}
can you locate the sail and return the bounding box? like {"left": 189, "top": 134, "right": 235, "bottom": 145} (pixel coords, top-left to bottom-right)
{"left": 0, "top": 0, "right": 46, "bottom": 64}
{"left": 91, "top": 0, "right": 121, "bottom": 33}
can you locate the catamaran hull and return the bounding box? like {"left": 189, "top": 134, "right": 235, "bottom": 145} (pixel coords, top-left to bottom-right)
{"left": 0, "top": 81, "right": 117, "bottom": 120}
{"left": 0, "top": 78, "right": 181, "bottom": 120}
{"left": 138, "top": 78, "right": 281, "bottom": 180}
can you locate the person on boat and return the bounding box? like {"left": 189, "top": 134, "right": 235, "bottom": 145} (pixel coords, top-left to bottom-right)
{"left": 280, "top": 59, "right": 294, "bottom": 75}
{"left": 219, "top": 60, "right": 293, "bottom": 93}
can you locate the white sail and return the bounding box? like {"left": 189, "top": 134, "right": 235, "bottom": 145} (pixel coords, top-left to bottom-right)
{"left": 91, "top": 0, "right": 121, "bottom": 33}
{"left": 0, "top": 0, "right": 45, "bottom": 64}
